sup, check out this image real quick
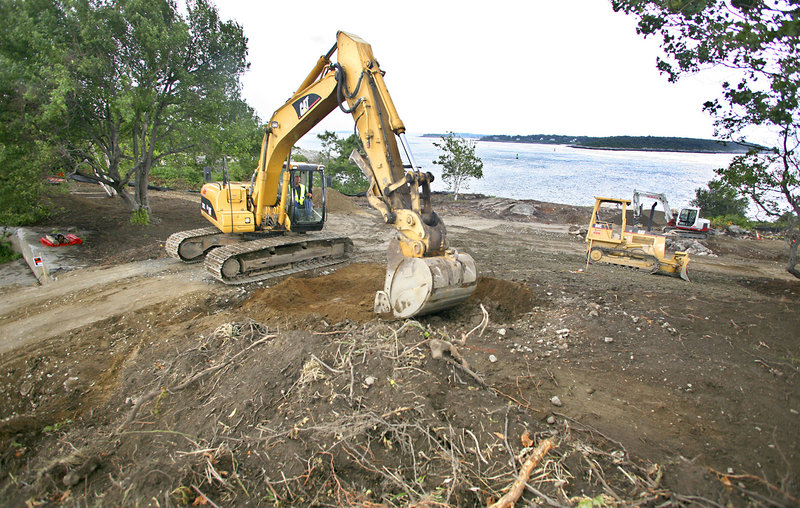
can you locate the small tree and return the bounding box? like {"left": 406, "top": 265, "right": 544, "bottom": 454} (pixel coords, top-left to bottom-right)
{"left": 316, "top": 131, "right": 369, "bottom": 194}
{"left": 691, "top": 179, "right": 749, "bottom": 218}
{"left": 432, "top": 132, "right": 484, "bottom": 200}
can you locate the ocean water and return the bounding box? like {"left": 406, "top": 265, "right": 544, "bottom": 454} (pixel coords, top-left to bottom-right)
{"left": 298, "top": 134, "right": 736, "bottom": 208}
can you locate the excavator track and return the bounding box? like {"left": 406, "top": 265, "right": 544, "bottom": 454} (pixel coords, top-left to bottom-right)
{"left": 165, "top": 227, "right": 223, "bottom": 263}
{"left": 204, "top": 232, "right": 353, "bottom": 285}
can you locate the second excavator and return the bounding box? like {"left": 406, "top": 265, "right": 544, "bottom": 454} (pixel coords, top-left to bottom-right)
{"left": 166, "top": 31, "right": 477, "bottom": 318}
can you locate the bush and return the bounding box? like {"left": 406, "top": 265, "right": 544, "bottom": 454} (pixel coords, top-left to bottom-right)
{"left": 0, "top": 148, "right": 52, "bottom": 225}
{"left": 710, "top": 214, "right": 752, "bottom": 229}
{"left": 691, "top": 179, "right": 748, "bottom": 217}
{"left": 0, "top": 233, "right": 21, "bottom": 264}
{"left": 149, "top": 164, "right": 205, "bottom": 190}
{"left": 129, "top": 209, "right": 150, "bottom": 226}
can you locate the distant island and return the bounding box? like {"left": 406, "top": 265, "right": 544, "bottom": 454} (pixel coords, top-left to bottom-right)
{"left": 422, "top": 133, "right": 757, "bottom": 153}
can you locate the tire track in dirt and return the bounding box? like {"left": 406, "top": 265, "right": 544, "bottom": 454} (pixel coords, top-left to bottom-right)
{"left": 0, "top": 260, "right": 211, "bottom": 354}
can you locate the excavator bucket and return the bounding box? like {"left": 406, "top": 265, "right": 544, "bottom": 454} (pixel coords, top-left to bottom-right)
{"left": 374, "top": 239, "right": 477, "bottom": 318}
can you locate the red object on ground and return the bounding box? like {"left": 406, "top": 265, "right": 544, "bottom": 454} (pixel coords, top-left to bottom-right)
{"left": 40, "top": 234, "right": 83, "bottom": 247}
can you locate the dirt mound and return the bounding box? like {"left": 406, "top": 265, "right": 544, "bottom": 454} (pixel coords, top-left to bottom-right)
{"left": 241, "top": 262, "right": 384, "bottom": 326}
{"left": 466, "top": 276, "right": 542, "bottom": 322}
{"left": 316, "top": 188, "right": 361, "bottom": 214}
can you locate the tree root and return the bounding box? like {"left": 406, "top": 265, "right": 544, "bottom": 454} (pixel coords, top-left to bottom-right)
{"left": 489, "top": 438, "right": 555, "bottom": 508}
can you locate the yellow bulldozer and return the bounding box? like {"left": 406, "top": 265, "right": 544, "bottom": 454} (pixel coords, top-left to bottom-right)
{"left": 585, "top": 197, "right": 690, "bottom": 281}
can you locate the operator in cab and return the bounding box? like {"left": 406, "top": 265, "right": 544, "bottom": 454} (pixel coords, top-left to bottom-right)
{"left": 292, "top": 174, "right": 312, "bottom": 220}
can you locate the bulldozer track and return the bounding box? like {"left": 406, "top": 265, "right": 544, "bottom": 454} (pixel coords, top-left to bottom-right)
{"left": 591, "top": 247, "right": 660, "bottom": 273}
{"left": 204, "top": 232, "right": 353, "bottom": 285}
{"left": 165, "top": 227, "right": 222, "bottom": 263}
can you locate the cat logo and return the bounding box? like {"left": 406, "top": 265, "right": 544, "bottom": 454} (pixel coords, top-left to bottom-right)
{"left": 292, "top": 93, "right": 321, "bottom": 119}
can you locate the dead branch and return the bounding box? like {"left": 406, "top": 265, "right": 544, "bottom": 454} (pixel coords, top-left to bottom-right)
{"left": 708, "top": 467, "right": 799, "bottom": 505}
{"left": 429, "top": 338, "right": 487, "bottom": 387}
{"left": 488, "top": 438, "right": 554, "bottom": 508}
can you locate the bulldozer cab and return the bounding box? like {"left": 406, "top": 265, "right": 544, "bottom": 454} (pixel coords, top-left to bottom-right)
{"left": 589, "top": 198, "right": 629, "bottom": 243}
{"left": 286, "top": 164, "right": 326, "bottom": 232}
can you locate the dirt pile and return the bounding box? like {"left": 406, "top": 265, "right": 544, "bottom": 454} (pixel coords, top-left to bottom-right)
{"left": 241, "top": 262, "right": 384, "bottom": 326}
{"left": 314, "top": 188, "right": 361, "bottom": 214}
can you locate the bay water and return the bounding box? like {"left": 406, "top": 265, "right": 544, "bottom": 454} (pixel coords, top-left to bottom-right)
{"left": 298, "top": 134, "right": 736, "bottom": 208}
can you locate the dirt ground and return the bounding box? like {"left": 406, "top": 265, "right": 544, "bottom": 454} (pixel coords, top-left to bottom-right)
{"left": 0, "top": 181, "right": 798, "bottom": 507}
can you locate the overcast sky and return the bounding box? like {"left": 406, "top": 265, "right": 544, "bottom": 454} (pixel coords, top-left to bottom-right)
{"left": 214, "top": 0, "right": 733, "bottom": 139}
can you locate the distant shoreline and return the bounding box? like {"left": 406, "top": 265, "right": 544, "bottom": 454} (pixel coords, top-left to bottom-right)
{"left": 422, "top": 133, "right": 756, "bottom": 154}
{"left": 566, "top": 144, "right": 736, "bottom": 154}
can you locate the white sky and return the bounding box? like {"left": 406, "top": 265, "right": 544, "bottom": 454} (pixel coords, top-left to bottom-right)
{"left": 214, "top": 0, "right": 734, "bottom": 139}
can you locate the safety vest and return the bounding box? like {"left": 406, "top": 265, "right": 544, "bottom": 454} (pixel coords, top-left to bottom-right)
{"left": 294, "top": 183, "right": 306, "bottom": 205}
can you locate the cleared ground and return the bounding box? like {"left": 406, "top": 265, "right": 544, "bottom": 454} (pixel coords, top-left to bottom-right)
{"left": 0, "top": 182, "right": 797, "bottom": 506}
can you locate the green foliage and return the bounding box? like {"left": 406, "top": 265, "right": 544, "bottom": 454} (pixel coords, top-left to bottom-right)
{"left": 129, "top": 208, "right": 150, "bottom": 226}
{"left": 316, "top": 131, "right": 369, "bottom": 194}
{"left": 432, "top": 132, "right": 484, "bottom": 200}
{"left": 0, "top": 0, "right": 256, "bottom": 216}
{"left": 42, "top": 419, "right": 72, "bottom": 435}
{"left": 710, "top": 214, "right": 752, "bottom": 229}
{"left": 149, "top": 162, "right": 205, "bottom": 190}
{"left": 690, "top": 179, "right": 749, "bottom": 217}
{"left": 0, "top": 148, "right": 52, "bottom": 225}
{"left": 0, "top": 233, "right": 21, "bottom": 264}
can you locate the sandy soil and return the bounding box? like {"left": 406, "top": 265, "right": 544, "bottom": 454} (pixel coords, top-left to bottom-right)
{"left": 0, "top": 181, "right": 798, "bottom": 507}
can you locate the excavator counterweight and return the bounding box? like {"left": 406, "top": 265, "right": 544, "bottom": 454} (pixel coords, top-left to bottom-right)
{"left": 166, "top": 31, "right": 477, "bottom": 317}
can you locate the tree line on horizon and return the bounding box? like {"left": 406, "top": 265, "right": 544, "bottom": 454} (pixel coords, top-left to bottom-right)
{"left": 478, "top": 134, "right": 755, "bottom": 153}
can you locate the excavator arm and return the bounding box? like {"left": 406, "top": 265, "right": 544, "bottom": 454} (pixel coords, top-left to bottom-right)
{"left": 249, "top": 31, "right": 476, "bottom": 317}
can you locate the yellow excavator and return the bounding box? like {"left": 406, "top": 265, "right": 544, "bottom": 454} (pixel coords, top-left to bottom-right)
{"left": 586, "top": 197, "right": 690, "bottom": 281}
{"left": 166, "top": 31, "right": 477, "bottom": 318}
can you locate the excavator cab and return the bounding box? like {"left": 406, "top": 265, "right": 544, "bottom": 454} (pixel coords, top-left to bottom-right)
{"left": 286, "top": 164, "right": 326, "bottom": 232}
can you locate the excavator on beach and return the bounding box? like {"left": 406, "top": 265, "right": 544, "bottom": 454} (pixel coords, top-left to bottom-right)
{"left": 166, "top": 31, "right": 477, "bottom": 318}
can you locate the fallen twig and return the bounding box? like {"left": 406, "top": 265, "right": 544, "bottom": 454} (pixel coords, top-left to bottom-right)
{"left": 488, "top": 438, "right": 554, "bottom": 508}
{"left": 191, "top": 484, "right": 221, "bottom": 508}
{"left": 708, "top": 467, "right": 799, "bottom": 505}
{"left": 458, "top": 303, "right": 489, "bottom": 345}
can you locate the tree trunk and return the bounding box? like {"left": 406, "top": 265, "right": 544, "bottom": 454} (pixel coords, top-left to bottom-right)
{"left": 787, "top": 220, "right": 800, "bottom": 279}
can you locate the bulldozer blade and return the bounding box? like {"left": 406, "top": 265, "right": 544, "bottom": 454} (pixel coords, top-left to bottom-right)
{"left": 679, "top": 261, "right": 690, "bottom": 282}
{"left": 376, "top": 239, "right": 477, "bottom": 318}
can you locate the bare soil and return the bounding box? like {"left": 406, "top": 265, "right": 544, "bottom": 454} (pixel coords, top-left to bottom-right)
{"left": 0, "top": 181, "right": 798, "bottom": 507}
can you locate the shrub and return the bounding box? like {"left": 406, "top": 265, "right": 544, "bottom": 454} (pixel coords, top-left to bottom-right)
{"left": 129, "top": 209, "right": 150, "bottom": 226}
{"left": 710, "top": 214, "right": 752, "bottom": 229}
{"left": 691, "top": 179, "right": 748, "bottom": 218}
{"left": 0, "top": 233, "right": 21, "bottom": 264}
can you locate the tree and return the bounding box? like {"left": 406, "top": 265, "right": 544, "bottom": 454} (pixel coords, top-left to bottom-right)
{"left": 432, "top": 132, "right": 484, "bottom": 200}
{"left": 0, "top": 0, "right": 73, "bottom": 224}
{"left": 316, "top": 130, "right": 369, "bottom": 194}
{"left": 79, "top": 0, "right": 250, "bottom": 216}
{"left": 0, "top": 0, "right": 253, "bottom": 221}
{"left": 691, "top": 179, "right": 749, "bottom": 217}
{"left": 612, "top": 0, "right": 800, "bottom": 278}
